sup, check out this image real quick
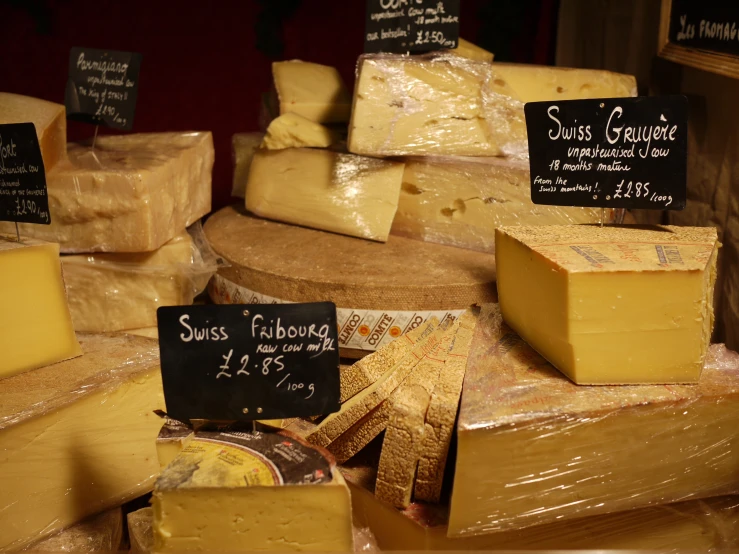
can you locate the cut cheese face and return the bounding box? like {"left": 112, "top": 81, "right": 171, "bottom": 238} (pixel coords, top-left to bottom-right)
{"left": 231, "top": 132, "right": 264, "bottom": 199}
{"left": 0, "top": 237, "right": 81, "bottom": 380}
{"left": 0, "top": 334, "right": 164, "bottom": 551}
{"left": 0, "top": 92, "right": 66, "bottom": 170}
{"left": 273, "top": 61, "right": 351, "bottom": 124}
{"left": 246, "top": 148, "right": 404, "bottom": 242}
{"left": 29, "top": 508, "right": 123, "bottom": 552}
{"left": 261, "top": 113, "right": 338, "bottom": 150}
{"left": 496, "top": 225, "right": 719, "bottom": 384}
{"left": 348, "top": 54, "right": 636, "bottom": 157}
{"left": 0, "top": 132, "right": 214, "bottom": 253}
{"left": 449, "top": 304, "right": 739, "bottom": 536}
{"left": 451, "top": 38, "right": 494, "bottom": 63}
{"left": 152, "top": 430, "right": 354, "bottom": 552}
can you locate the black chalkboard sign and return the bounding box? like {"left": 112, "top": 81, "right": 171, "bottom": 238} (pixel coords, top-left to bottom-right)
{"left": 157, "top": 303, "right": 341, "bottom": 423}
{"left": 525, "top": 96, "right": 688, "bottom": 211}
{"left": 0, "top": 123, "right": 50, "bottom": 225}
{"left": 365, "top": 0, "right": 414, "bottom": 54}
{"left": 408, "top": 0, "right": 460, "bottom": 53}
{"left": 668, "top": 1, "right": 739, "bottom": 57}
{"left": 65, "top": 47, "right": 142, "bottom": 131}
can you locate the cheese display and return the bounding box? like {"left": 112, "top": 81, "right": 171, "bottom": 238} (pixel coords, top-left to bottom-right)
{"left": 261, "top": 113, "right": 339, "bottom": 150}
{"left": 272, "top": 61, "right": 352, "bottom": 124}
{"left": 231, "top": 132, "right": 264, "bottom": 198}
{"left": 205, "top": 206, "right": 497, "bottom": 358}
{"left": 449, "top": 304, "right": 739, "bottom": 537}
{"left": 246, "top": 148, "right": 404, "bottom": 242}
{"left": 496, "top": 225, "right": 719, "bottom": 384}
{"left": 0, "top": 333, "right": 164, "bottom": 550}
{"left": 128, "top": 508, "right": 154, "bottom": 554}
{"left": 392, "top": 156, "right": 608, "bottom": 252}
{"left": 348, "top": 54, "right": 636, "bottom": 157}
{"left": 152, "top": 429, "right": 354, "bottom": 552}
{"left": 0, "top": 236, "right": 82, "bottom": 380}
{"left": 0, "top": 92, "right": 66, "bottom": 170}
{"left": 451, "top": 38, "right": 494, "bottom": 63}
{"left": 0, "top": 132, "right": 214, "bottom": 253}
{"left": 27, "top": 508, "right": 123, "bottom": 552}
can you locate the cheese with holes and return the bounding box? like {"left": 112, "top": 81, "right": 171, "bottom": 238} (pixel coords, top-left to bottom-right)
{"left": 496, "top": 225, "right": 719, "bottom": 384}
{"left": 0, "top": 93, "right": 66, "bottom": 170}
{"left": 273, "top": 61, "right": 351, "bottom": 124}
{"left": 262, "top": 113, "right": 338, "bottom": 150}
{"left": 0, "top": 237, "right": 81, "bottom": 380}
{"left": 452, "top": 39, "right": 494, "bottom": 63}
{"left": 28, "top": 508, "right": 123, "bottom": 552}
{"left": 449, "top": 304, "right": 739, "bottom": 536}
{"left": 392, "top": 157, "right": 607, "bottom": 252}
{"left": 246, "top": 148, "right": 404, "bottom": 242}
{"left": 0, "top": 132, "right": 213, "bottom": 253}
{"left": 0, "top": 334, "right": 164, "bottom": 551}
{"left": 348, "top": 55, "right": 636, "bottom": 157}
{"left": 231, "top": 132, "right": 264, "bottom": 199}
{"left": 152, "top": 429, "right": 354, "bottom": 552}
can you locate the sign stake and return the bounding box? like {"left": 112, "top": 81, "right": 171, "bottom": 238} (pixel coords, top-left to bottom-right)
{"left": 91, "top": 124, "right": 99, "bottom": 151}
{"left": 14, "top": 221, "right": 20, "bottom": 242}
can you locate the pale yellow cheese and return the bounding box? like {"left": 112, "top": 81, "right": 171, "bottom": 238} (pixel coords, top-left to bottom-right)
{"left": 451, "top": 38, "right": 494, "bottom": 63}
{"left": 27, "top": 508, "right": 123, "bottom": 552}
{"left": 273, "top": 61, "right": 351, "bottom": 123}
{"left": 125, "top": 327, "right": 159, "bottom": 339}
{"left": 348, "top": 55, "right": 636, "bottom": 157}
{"left": 392, "top": 157, "right": 608, "bottom": 252}
{"left": 0, "top": 334, "right": 164, "bottom": 551}
{"left": 449, "top": 304, "right": 739, "bottom": 536}
{"left": 231, "top": 132, "right": 264, "bottom": 199}
{"left": 0, "top": 92, "right": 66, "bottom": 170}
{"left": 128, "top": 508, "right": 153, "bottom": 554}
{"left": 155, "top": 418, "right": 194, "bottom": 470}
{"left": 496, "top": 225, "right": 719, "bottom": 384}
{"left": 246, "top": 148, "right": 404, "bottom": 242}
{"left": 0, "top": 237, "right": 82, "bottom": 380}
{"left": 261, "top": 113, "right": 338, "bottom": 150}
{"left": 0, "top": 132, "right": 214, "bottom": 253}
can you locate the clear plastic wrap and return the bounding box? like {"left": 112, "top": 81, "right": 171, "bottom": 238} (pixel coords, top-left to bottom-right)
{"left": 449, "top": 303, "right": 739, "bottom": 538}
{"left": 61, "top": 223, "right": 221, "bottom": 333}
{"left": 0, "top": 333, "right": 164, "bottom": 551}
{"left": 128, "top": 507, "right": 153, "bottom": 554}
{"left": 0, "top": 132, "right": 213, "bottom": 253}
{"left": 348, "top": 53, "right": 636, "bottom": 158}
{"left": 25, "top": 508, "right": 123, "bottom": 552}
{"left": 391, "top": 155, "right": 616, "bottom": 252}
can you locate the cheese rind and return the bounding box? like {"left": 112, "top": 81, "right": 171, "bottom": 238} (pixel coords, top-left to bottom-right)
{"left": 495, "top": 225, "right": 719, "bottom": 384}
{"left": 261, "top": 113, "right": 338, "bottom": 150}
{"left": 231, "top": 132, "right": 264, "bottom": 199}
{"left": 273, "top": 61, "right": 352, "bottom": 123}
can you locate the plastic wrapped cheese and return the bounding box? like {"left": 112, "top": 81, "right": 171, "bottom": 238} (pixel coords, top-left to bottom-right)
{"left": 26, "top": 508, "right": 123, "bottom": 552}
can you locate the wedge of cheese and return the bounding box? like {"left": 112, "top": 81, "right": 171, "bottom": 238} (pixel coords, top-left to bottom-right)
{"left": 273, "top": 61, "right": 352, "bottom": 124}
{"left": 0, "top": 92, "right": 66, "bottom": 170}
{"left": 0, "top": 132, "right": 214, "bottom": 253}
{"left": 0, "top": 236, "right": 82, "bottom": 380}
{"left": 231, "top": 132, "right": 264, "bottom": 199}
{"left": 27, "top": 508, "right": 123, "bottom": 552}
{"left": 0, "top": 334, "right": 164, "bottom": 551}
{"left": 496, "top": 225, "right": 719, "bottom": 384}
{"left": 246, "top": 148, "right": 404, "bottom": 242}
{"left": 155, "top": 418, "right": 194, "bottom": 470}
{"left": 152, "top": 429, "right": 354, "bottom": 552}
{"left": 262, "top": 113, "right": 338, "bottom": 150}
{"left": 348, "top": 55, "right": 636, "bottom": 157}
{"left": 451, "top": 38, "right": 494, "bottom": 63}
{"left": 449, "top": 304, "right": 739, "bottom": 537}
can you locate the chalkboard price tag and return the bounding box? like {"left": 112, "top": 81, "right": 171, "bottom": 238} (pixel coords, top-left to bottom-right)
{"left": 157, "top": 303, "right": 341, "bottom": 423}
{"left": 525, "top": 95, "right": 688, "bottom": 210}
{"left": 364, "top": 0, "right": 413, "bottom": 54}
{"left": 408, "top": 0, "right": 460, "bottom": 53}
{"left": 0, "top": 123, "right": 50, "bottom": 225}
{"left": 65, "top": 47, "right": 142, "bottom": 131}
{"left": 669, "top": 1, "right": 739, "bottom": 57}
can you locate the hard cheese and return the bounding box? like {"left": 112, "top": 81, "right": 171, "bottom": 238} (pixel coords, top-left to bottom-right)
{"left": 246, "top": 148, "right": 404, "bottom": 242}
{"left": 261, "top": 113, "right": 338, "bottom": 150}
{"left": 27, "top": 508, "right": 123, "bottom": 552}
{"left": 273, "top": 61, "right": 352, "bottom": 124}
{"left": 0, "top": 132, "right": 214, "bottom": 253}
{"left": 0, "top": 237, "right": 81, "bottom": 380}
{"left": 0, "top": 334, "right": 164, "bottom": 551}
{"left": 449, "top": 304, "right": 739, "bottom": 536}
{"left": 451, "top": 38, "right": 494, "bottom": 63}
{"left": 0, "top": 92, "right": 66, "bottom": 170}
{"left": 348, "top": 55, "right": 636, "bottom": 157}
{"left": 392, "top": 156, "right": 607, "bottom": 252}
{"left": 152, "top": 429, "right": 354, "bottom": 552}
{"left": 231, "top": 132, "right": 264, "bottom": 199}
{"left": 496, "top": 225, "right": 719, "bottom": 384}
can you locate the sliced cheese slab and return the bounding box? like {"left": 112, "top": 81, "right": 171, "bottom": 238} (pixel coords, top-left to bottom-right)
{"left": 496, "top": 225, "right": 719, "bottom": 384}
{"left": 451, "top": 38, "right": 494, "bottom": 63}
{"left": 449, "top": 304, "right": 739, "bottom": 537}
{"left": 231, "top": 132, "right": 264, "bottom": 199}
{"left": 326, "top": 403, "right": 389, "bottom": 464}
{"left": 0, "top": 334, "right": 164, "bottom": 551}
{"left": 261, "top": 113, "right": 338, "bottom": 150}
{"left": 273, "top": 61, "right": 352, "bottom": 123}
{"left": 0, "top": 92, "right": 66, "bottom": 170}
{"left": 27, "top": 508, "right": 123, "bottom": 552}
{"left": 0, "top": 236, "right": 82, "bottom": 380}
{"left": 0, "top": 132, "right": 214, "bottom": 253}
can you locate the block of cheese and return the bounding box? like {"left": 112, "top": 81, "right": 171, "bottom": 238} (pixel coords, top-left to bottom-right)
{"left": 231, "top": 132, "right": 264, "bottom": 198}
{"left": 496, "top": 225, "right": 719, "bottom": 384}
{"left": 392, "top": 157, "right": 609, "bottom": 252}
{"left": 27, "top": 508, "right": 123, "bottom": 552}
{"left": 273, "top": 61, "right": 352, "bottom": 123}
{"left": 0, "top": 132, "right": 214, "bottom": 253}
{"left": 262, "top": 113, "right": 338, "bottom": 150}
{"left": 62, "top": 230, "right": 216, "bottom": 332}
{"left": 348, "top": 54, "right": 636, "bottom": 157}
{"left": 449, "top": 304, "right": 739, "bottom": 537}
{"left": 0, "top": 92, "right": 66, "bottom": 170}
{"left": 246, "top": 148, "right": 404, "bottom": 242}
{"left": 155, "top": 418, "right": 194, "bottom": 469}
{"left": 0, "top": 237, "right": 82, "bottom": 380}
{"left": 128, "top": 508, "right": 154, "bottom": 554}
{"left": 0, "top": 334, "right": 164, "bottom": 550}
{"left": 152, "top": 429, "right": 354, "bottom": 552}
{"left": 451, "top": 38, "right": 494, "bottom": 63}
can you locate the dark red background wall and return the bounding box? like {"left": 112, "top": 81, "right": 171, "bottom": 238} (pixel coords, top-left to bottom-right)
{"left": 0, "top": 0, "right": 558, "bottom": 210}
